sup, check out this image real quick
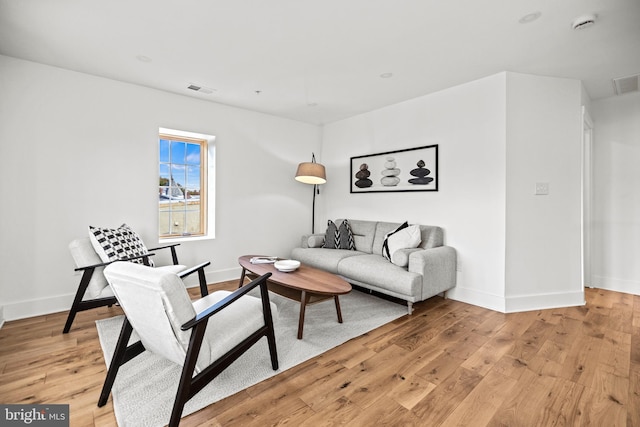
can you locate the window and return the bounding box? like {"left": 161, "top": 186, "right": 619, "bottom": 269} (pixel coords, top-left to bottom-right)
{"left": 159, "top": 133, "right": 207, "bottom": 238}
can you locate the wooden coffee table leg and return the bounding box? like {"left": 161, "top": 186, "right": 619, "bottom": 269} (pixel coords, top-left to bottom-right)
{"left": 238, "top": 268, "right": 246, "bottom": 288}
{"left": 297, "top": 291, "right": 310, "bottom": 340}
{"left": 334, "top": 295, "right": 343, "bottom": 323}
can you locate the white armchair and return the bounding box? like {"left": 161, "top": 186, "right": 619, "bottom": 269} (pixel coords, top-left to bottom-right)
{"left": 98, "top": 261, "right": 278, "bottom": 427}
{"left": 65, "top": 236, "right": 208, "bottom": 333}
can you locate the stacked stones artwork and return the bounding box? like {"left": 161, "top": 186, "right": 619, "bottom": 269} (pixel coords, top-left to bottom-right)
{"left": 354, "top": 163, "right": 373, "bottom": 188}
{"left": 408, "top": 160, "right": 434, "bottom": 185}
{"left": 380, "top": 156, "right": 401, "bottom": 186}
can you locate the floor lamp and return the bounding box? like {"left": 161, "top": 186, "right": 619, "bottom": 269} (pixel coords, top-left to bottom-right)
{"left": 295, "top": 153, "right": 326, "bottom": 234}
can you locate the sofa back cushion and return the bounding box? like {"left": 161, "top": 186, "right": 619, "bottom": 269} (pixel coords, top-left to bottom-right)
{"left": 335, "top": 219, "right": 376, "bottom": 254}
{"left": 372, "top": 221, "right": 443, "bottom": 255}
{"left": 418, "top": 224, "right": 444, "bottom": 249}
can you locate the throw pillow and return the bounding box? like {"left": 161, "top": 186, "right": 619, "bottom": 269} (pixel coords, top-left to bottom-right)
{"left": 88, "top": 224, "right": 152, "bottom": 265}
{"left": 322, "top": 220, "right": 356, "bottom": 250}
{"left": 338, "top": 219, "right": 356, "bottom": 250}
{"left": 382, "top": 221, "right": 408, "bottom": 260}
{"left": 383, "top": 222, "right": 422, "bottom": 264}
{"left": 307, "top": 234, "right": 325, "bottom": 248}
{"left": 322, "top": 220, "right": 339, "bottom": 249}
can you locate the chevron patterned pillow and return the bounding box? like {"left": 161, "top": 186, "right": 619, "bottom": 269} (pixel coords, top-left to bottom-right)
{"left": 322, "top": 219, "right": 355, "bottom": 250}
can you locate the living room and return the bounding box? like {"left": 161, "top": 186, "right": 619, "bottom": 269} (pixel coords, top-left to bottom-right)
{"left": 1, "top": 1, "right": 639, "bottom": 425}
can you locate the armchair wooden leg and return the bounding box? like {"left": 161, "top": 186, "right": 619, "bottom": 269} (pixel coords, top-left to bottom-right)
{"left": 198, "top": 268, "right": 208, "bottom": 297}
{"left": 63, "top": 268, "right": 94, "bottom": 333}
{"left": 62, "top": 310, "right": 78, "bottom": 334}
{"left": 169, "top": 322, "right": 208, "bottom": 427}
{"left": 98, "top": 318, "right": 145, "bottom": 407}
{"left": 170, "top": 246, "right": 179, "bottom": 265}
{"left": 258, "top": 279, "right": 279, "bottom": 370}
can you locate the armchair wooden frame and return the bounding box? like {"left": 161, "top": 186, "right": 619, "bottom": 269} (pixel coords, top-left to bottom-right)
{"left": 63, "top": 243, "right": 209, "bottom": 333}
{"left": 98, "top": 270, "right": 278, "bottom": 427}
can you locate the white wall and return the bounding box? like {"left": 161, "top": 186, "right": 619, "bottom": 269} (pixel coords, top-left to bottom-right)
{"left": 504, "top": 73, "right": 584, "bottom": 311}
{"left": 320, "top": 71, "right": 585, "bottom": 312}
{"left": 0, "top": 55, "right": 321, "bottom": 321}
{"left": 591, "top": 91, "right": 640, "bottom": 295}
{"left": 321, "top": 73, "right": 509, "bottom": 311}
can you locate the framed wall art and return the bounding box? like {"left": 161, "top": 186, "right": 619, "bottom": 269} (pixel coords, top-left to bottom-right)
{"left": 350, "top": 144, "right": 438, "bottom": 193}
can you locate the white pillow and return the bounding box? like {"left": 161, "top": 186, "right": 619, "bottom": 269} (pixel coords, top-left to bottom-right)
{"left": 385, "top": 225, "right": 422, "bottom": 265}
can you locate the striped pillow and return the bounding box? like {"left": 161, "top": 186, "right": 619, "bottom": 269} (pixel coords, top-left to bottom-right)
{"left": 322, "top": 220, "right": 355, "bottom": 250}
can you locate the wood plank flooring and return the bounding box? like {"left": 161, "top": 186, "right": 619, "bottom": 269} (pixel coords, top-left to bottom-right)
{"left": 1, "top": 285, "right": 638, "bottom": 426}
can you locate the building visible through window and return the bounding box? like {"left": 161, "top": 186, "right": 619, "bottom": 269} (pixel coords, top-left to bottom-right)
{"left": 159, "top": 133, "right": 207, "bottom": 238}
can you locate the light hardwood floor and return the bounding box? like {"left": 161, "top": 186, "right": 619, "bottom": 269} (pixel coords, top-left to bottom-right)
{"left": 1, "top": 284, "right": 638, "bottom": 426}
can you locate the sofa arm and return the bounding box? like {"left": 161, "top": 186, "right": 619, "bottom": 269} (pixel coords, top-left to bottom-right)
{"left": 300, "top": 233, "right": 325, "bottom": 248}
{"left": 408, "top": 246, "right": 457, "bottom": 298}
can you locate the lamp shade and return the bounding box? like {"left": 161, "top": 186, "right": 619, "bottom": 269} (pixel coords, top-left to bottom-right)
{"left": 295, "top": 162, "right": 326, "bottom": 185}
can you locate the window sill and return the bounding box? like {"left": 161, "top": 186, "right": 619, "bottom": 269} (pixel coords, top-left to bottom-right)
{"left": 158, "top": 234, "right": 215, "bottom": 244}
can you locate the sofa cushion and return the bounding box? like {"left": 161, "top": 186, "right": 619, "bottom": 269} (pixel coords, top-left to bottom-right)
{"left": 373, "top": 221, "right": 405, "bottom": 255}
{"left": 336, "top": 219, "right": 376, "bottom": 253}
{"left": 291, "top": 247, "right": 362, "bottom": 274}
{"left": 417, "top": 225, "right": 444, "bottom": 249}
{"left": 337, "top": 254, "right": 422, "bottom": 298}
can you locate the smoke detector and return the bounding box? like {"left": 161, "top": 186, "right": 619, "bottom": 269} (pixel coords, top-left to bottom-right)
{"left": 613, "top": 74, "right": 640, "bottom": 96}
{"left": 187, "top": 84, "right": 215, "bottom": 94}
{"left": 572, "top": 14, "right": 597, "bottom": 30}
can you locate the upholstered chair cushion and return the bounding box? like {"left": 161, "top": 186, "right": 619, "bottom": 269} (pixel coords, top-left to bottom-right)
{"left": 69, "top": 237, "right": 111, "bottom": 300}
{"left": 104, "top": 262, "right": 277, "bottom": 373}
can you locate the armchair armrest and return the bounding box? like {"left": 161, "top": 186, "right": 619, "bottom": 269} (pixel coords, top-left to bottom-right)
{"left": 408, "top": 246, "right": 457, "bottom": 298}
{"left": 74, "top": 252, "right": 156, "bottom": 272}
{"left": 178, "top": 261, "right": 211, "bottom": 297}
{"left": 148, "top": 243, "right": 181, "bottom": 265}
{"left": 182, "top": 272, "right": 272, "bottom": 330}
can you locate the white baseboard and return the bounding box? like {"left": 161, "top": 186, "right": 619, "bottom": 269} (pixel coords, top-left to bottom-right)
{"left": 0, "top": 306, "right": 4, "bottom": 330}
{"left": 446, "top": 286, "right": 506, "bottom": 313}
{"left": 504, "top": 290, "right": 585, "bottom": 313}
{"left": 591, "top": 275, "right": 640, "bottom": 296}
{"left": 446, "top": 286, "right": 586, "bottom": 314}
{"left": 2, "top": 265, "right": 243, "bottom": 322}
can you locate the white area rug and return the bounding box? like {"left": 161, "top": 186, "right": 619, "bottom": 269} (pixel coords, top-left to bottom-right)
{"left": 96, "top": 289, "right": 406, "bottom": 426}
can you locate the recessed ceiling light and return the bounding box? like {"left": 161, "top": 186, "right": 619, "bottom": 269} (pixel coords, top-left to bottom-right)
{"left": 136, "top": 55, "right": 152, "bottom": 63}
{"left": 380, "top": 72, "right": 393, "bottom": 78}
{"left": 519, "top": 12, "right": 541, "bottom": 24}
{"left": 307, "top": 102, "right": 318, "bottom": 107}
{"left": 572, "top": 14, "right": 597, "bottom": 30}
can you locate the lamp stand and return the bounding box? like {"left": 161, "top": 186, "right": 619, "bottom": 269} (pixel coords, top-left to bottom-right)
{"left": 312, "top": 183, "right": 317, "bottom": 234}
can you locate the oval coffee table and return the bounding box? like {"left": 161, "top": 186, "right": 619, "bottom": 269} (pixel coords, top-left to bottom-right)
{"left": 238, "top": 255, "right": 352, "bottom": 339}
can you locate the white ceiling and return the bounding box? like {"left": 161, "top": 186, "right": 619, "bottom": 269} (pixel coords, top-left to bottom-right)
{"left": 1, "top": 0, "right": 639, "bottom": 125}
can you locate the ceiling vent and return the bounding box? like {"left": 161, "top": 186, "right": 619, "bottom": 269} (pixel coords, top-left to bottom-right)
{"left": 187, "top": 84, "right": 215, "bottom": 94}
{"left": 572, "top": 14, "right": 597, "bottom": 30}
{"left": 613, "top": 74, "right": 640, "bottom": 96}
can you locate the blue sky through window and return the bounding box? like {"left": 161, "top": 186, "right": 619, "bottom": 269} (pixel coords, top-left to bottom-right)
{"left": 159, "top": 138, "right": 201, "bottom": 191}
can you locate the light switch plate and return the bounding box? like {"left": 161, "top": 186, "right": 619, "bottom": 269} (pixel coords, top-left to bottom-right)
{"left": 535, "top": 182, "right": 549, "bottom": 195}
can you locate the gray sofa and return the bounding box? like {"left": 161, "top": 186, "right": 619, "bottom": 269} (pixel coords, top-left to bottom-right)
{"left": 290, "top": 219, "right": 457, "bottom": 314}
